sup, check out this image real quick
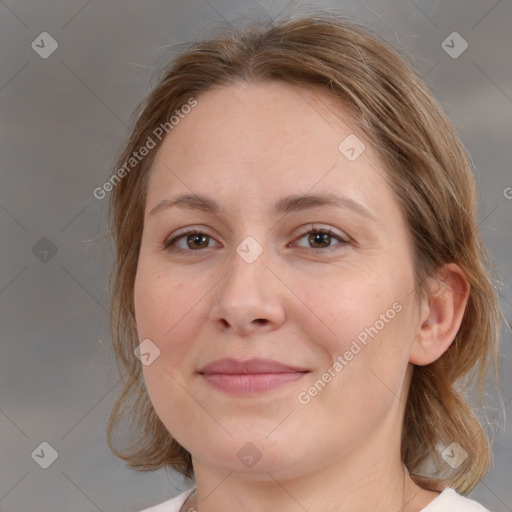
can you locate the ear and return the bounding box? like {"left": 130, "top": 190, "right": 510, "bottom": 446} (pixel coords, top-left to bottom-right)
{"left": 409, "top": 263, "right": 470, "bottom": 366}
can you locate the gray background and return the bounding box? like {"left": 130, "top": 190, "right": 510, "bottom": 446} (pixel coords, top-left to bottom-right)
{"left": 0, "top": 0, "right": 511, "bottom": 511}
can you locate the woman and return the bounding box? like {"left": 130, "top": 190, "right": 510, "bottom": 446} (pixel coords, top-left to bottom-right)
{"left": 106, "top": 12, "right": 501, "bottom": 512}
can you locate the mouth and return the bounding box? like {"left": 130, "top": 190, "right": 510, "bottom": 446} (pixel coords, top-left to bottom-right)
{"left": 198, "top": 358, "right": 310, "bottom": 395}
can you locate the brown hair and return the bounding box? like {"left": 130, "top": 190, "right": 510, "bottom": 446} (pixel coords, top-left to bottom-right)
{"left": 106, "top": 11, "right": 502, "bottom": 494}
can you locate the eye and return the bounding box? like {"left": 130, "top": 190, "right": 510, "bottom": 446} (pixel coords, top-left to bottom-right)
{"left": 164, "top": 229, "right": 219, "bottom": 253}
{"left": 163, "top": 225, "right": 350, "bottom": 254}
{"left": 291, "top": 225, "right": 349, "bottom": 251}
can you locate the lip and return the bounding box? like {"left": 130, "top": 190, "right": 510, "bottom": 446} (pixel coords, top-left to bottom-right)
{"left": 198, "top": 357, "right": 308, "bottom": 374}
{"left": 198, "top": 358, "right": 310, "bottom": 394}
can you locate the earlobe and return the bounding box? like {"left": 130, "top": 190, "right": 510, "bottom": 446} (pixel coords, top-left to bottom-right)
{"left": 409, "top": 263, "right": 470, "bottom": 366}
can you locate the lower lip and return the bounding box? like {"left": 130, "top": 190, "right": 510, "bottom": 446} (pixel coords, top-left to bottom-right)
{"left": 201, "top": 372, "right": 307, "bottom": 394}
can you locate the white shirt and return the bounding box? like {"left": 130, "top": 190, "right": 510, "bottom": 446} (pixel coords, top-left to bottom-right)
{"left": 137, "top": 486, "right": 491, "bottom": 511}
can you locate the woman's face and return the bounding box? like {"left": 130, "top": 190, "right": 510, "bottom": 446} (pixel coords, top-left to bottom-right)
{"left": 134, "top": 80, "right": 422, "bottom": 479}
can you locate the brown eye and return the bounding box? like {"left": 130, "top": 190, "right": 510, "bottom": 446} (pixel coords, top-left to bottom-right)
{"left": 164, "top": 230, "right": 217, "bottom": 252}
{"left": 294, "top": 227, "right": 349, "bottom": 250}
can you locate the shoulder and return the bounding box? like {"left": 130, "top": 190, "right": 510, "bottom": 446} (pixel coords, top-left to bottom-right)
{"left": 421, "top": 488, "right": 491, "bottom": 512}
{"left": 137, "top": 487, "right": 196, "bottom": 512}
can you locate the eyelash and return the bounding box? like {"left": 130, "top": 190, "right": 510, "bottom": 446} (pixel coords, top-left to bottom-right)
{"left": 163, "top": 225, "right": 350, "bottom": 255}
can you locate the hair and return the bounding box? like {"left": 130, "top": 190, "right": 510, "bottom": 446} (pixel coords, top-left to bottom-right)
{"left": 106, "top": 10, "right": 502, "bottom": 494}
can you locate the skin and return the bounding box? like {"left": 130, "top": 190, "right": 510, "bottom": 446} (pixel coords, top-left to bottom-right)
{"left": 133, "top": 80, "right": 469, "bottom": 512}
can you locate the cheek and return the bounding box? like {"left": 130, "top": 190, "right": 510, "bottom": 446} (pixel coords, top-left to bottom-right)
{"left": 297, "top": 271, "right": 413, "bottom": 403}
{"left": 134, "top": 263, "right": 196, "bottom": 343}
{"left": 141, "top": 363, "right": 202, "bottom": 454}
{"left": 134, "top": 267, "right": 206, "bottom": 448}
{"left": 300, "top": 272, "right": 403, "bottom": 352}
{"left": 133, "top": 255, "right": 223, "bottom": 367}
{"left": 133, "top": 265, "right": 203, "bottom": 397}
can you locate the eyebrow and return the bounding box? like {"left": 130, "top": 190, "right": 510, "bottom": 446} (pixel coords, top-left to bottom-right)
{"left": 148, "top": 192, "right": 379, "bottom": 224}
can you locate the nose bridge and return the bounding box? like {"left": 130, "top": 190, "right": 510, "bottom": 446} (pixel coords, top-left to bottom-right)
{"left": 209, "top": 234, "right": 285, "bottom": 334}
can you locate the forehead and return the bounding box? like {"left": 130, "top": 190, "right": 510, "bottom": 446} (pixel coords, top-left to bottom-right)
{"left": 157, "top": 80, "right": 368, "bottom": 163}
{"left": 146, "top": 80, "right": 391, "bottom": 215}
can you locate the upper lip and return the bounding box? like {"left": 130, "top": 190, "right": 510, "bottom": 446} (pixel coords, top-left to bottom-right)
{"left": 198, "top": 358, "right": 309, "bottom": 374}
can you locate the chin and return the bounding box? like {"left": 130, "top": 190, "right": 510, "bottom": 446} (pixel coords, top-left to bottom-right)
{"left": 193, "top": 434, "right": 309, "bottom": 478}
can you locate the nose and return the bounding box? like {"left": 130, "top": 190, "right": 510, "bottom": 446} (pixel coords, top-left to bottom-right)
{"left": 209, "top": 244, "right": 286, "bottom": 338}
